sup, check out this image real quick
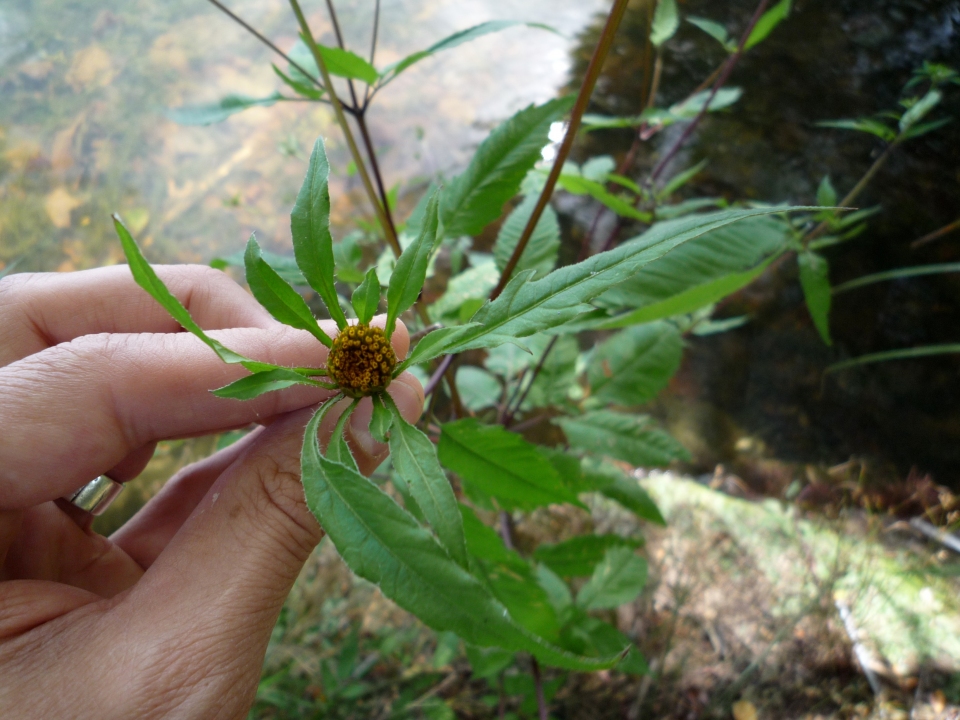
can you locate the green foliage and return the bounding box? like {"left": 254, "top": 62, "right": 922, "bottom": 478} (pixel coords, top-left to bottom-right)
{"left": 745, "top": 0, "right": 792, "bottom": 50}
{"left": 441, "top": 97, "right": 574, "bottom": 238}
{"left": 798, "top": 250, "right": 832, "bottom": 345}
{"left": 650, "top": 0, "right": 679, "bottom": 47}
{"left": 166, "top": 93, "right": 284, "bottom": 126}
{"left": 288, "top": 37, "right": 379, "bottom": 85}
{"left": 493, "top": 194, "right": 561, "bottom": 279}
{"left": 350, "top": 268, "right": 381, "bottom": 325}
{"left": 576, "top": 547, "right": 648, "bottom": 610}
{"left": 534, "top": 534, "right": 642, "bottom": 578}
{"left": 557, "top": 410, "right": 690, "bottom": 467}
{"left": 386, "top": 190, "right": 441, "bottom": 338}
{"left": 588, "top": 322, "right": 683, "bottom": 406}
{"left": 291, "top": 138, "right": 347, "bottom": 330}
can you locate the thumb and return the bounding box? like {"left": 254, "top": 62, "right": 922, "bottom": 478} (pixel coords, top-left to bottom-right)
{"left": 112, "top": 380, "right": 422, "bottom": 714}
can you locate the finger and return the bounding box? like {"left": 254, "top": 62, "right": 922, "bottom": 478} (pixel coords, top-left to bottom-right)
{"left": 0, "top": 580, "right": 101, "bottom": 640}
{"left": 0, "top": 317, "right": 410, "bottom": 510}
{"left": 115, "top": 399, "right": 422, "bottom": 716}
{"left": 111, "top": 372, "right": 423, "bottom": 567}
{"left": 0, "top": 265, "right": 275, "bottom": 367}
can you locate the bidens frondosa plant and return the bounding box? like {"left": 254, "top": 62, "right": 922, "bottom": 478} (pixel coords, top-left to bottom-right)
{"left": 112, "top": 0, "right": 818, "bottom": 696}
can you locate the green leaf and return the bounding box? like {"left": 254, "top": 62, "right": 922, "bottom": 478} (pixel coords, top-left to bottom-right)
{"left": 244, "top": 235, "right": 333, "bottom": 347}
{"left": 464, "top": 645, "right": 515, "bottom": 680}
{"left": 900, "top": 117, "right": 952, "bottom": 140}
{"left": 493, "top": 194, "right": 561, "bottom": 279}
{"left": 650, "top": 0, "right": 679, "bottom": 47}
{"left": 400, "top": 208, "right": 807, "bottom": 365}
{"left": 592, "top": 215, "right": 789, "bottom": 328}
{"left": 745, "top": 0, "right": 792, "bottom": 50}
{"left": 687, "top": 17, "right": 730, "bottom": 48}
{"left": 798, "top": 250, "right": 832, "bottom": 345}
{"left": 300, "top": 404, "right": 618, "bottom": 670}
{"left": 588, "top": 322, "right": 682, "bottom": 406}
{"left": 460, "top": 506, "right": 561, "bottom": 642}
{"left": 289, "top": 38, "right": 379, "bottom": 85}
{"left": 557, "top": 410, "right": 689, "bottom": 467}
{"left": 382, "top": 21, "right": 558, "bottom": 81}
{"left": 165, "top": 93, "right": 283, "bottom": 126}
{"left": 439, "top": 419, "right": 584, "bottom": 511}
{"left": 592, "top": 474, "right": 666, "bottom": 526}
{"left": 369, "top": 393, "right": 393, "bottom": 444}
{"left": 816, "top": 175, "right": 837, "bottom": 207}
{"left": 351, "top": 268, "right": 381, "bottom": 325}
{"left": 534, "top": 535, "right": 641, "bottom": 578}
{"left": 455, "top": 366, "right": 502, "bottom": 412}
{"left": 899, "top": 89, "right": 942, "bottom": 133}
{"left": 833, "top": 262, "right": 960, "bottom": 294}
{"left": 428, "top": 260, "right": 499, "bottom": 323}
{"left": 291, "top": 138, "right": 347, "bottom": 329}
{"left": 556, "top": 173, "right": 651, "bottom": 222}
{"left": 826, "top": 343, "right": 960, "bottom": 373}
{"left": 397, "top": 324, "right": 482, "bottom": 373}
{"left": 560, "top": 611, "right": 646, "bottom": 674}
{"left": 272, "top": 63, "right": 324, "bottom": 100}
{"left": 536, "top": 563, "right": 572, "bottom": 615}
{"left": 328, "top": 398, "right": 360, "bottom": 472}
{"left": 386, "top": 190, "right": 441, "bottom": 338}
{"left": 212, "top": 368, "right": 332, "bottom": 399}
{"left": 658, "top": 159, "right": 709, "bottom": 199}
{"left": 521, "top": 334, "right": 580, "bottom": 410}
{"left": 576, "top": 546, "right": 647, "bottom": 610}
{"left": 442, "top": 97, "right": 574, "bottom": 238}
{"left": 817, "top": 118, "right": 897, "bottom": 142}
{"left": 668, "top": 87, "right": 742, "bottom": 119}
{"left": 383, "top": 393, "right": 469, "bottom": 568}
{"left": 113, "top": 214, "right": 275, "bottom": 369}
{"left": 213, "top": 249, "right": 306, "bottom": 286}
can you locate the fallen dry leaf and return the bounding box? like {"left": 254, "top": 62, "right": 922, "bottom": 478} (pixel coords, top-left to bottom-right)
{"left": 732, "top": 700, "right": 758, "bottom": 720}
{"left": 45, "top": 188, "right": 83, "bottom": 228}
{"left": 66, "top": 45, "right": 115, "bottom": 91}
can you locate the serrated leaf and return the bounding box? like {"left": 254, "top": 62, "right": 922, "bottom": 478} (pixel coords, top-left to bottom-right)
{"left": 383, "top": 393, "right": 468, "bottom": 568}
{"left": 406, "top": 209, "right": 805, "bottom": 365}
{"left": 300, "top": 404, "right": 618, "bottom": 670}
{"left": 292, "top": 138, "right": 347, "bottom": 329}
{"left": 382, "top": 21, "right": 558, "bottom": 81}
{"left": 213, "top": 249, "right": 306, "bottom": 286}
{"left": 386, "top": 190, "right": 441, "bottom": 338}
{"left": 113, "top": 214, "right": 278, "bottom": 369}
{"left": 557, "top": 410, "right": 689, "bottom": 467}
{"left": 439, "top": 419, "right": 584, "bottom": 511}
{"left": 534, "top": 535, "right": 642, "bottom": 578}
{"left": 369, "top": 393, "right": 393, "bottom": 444}
{"left": 593, "top": 215, "right": 789, "bottom": 327}
{"left": 328, "top": 398, "right": 360, "bottom": 472}
{"left": 588, "top": 322, "right": 682, "bottom": 406}
{"left": 798, "top": 251, "right": 832, "bottom": 345}
{"left": 745, "top": 0, "right": 792, "bottom": 50}
{"left": 351, "top": 268, "right": 381, "bottom": 325}
{"left": 650, "top": 0, "right": 679, "bottom": 47}
{"left": 245, "top": 235, "right": 332, "bottom": 347}
{"left": 576, "top": 546, "right": 647, "bottom": 610}
{"left": 212, "top": 368, "right": 332, "bottom": 399}
{"left": 816, "top": 176, "right": 837, "bottom": 207}
{"left": 460, "top": 505, "right": 561, "bottom": 642}
{"left": 493, "top": 194, "right": 561, "bottom": 279}
{"left": 442, "top": 97, "right": 574, "bottom": 238}
{"left": 165, "top": 93, "right": 283, "bottom": 126}
{"left": 560, "top": 611, "right": 647, "bottom": 675}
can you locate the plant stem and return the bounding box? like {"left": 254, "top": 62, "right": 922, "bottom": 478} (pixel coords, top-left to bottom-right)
{"left": 323, "top": 0, "right": 362, "bottom": 109}
{"left": 490, "top": 0, "right": 632, "bottom": 300}
{"left": 424, "top": 355, "right": 454, "bottom": 398}
{"left": 645, "top": 48, "right": 664, "bottom": 110}
{"left": 531, "top": 657, "right": 548, "bottom": 720}
{"left": 804, "top": 143, "right": 896, "bottom": 245}
{"left": 647, "top": 0, "right": 770, "bottom": 185}
{"left": 911, "top": 216, "right": 960, "bottom": 249}
{"left": 205, "top": 0, "right": 333, "bottom": 105}
{"left": 504, "top": 336, "right": 558, "bottom": 426}
{"left": 369, "top": 0, "right": 381, "bottom": 77}
{"left": 288, "top": 0, "right": 402, "bottom": 257}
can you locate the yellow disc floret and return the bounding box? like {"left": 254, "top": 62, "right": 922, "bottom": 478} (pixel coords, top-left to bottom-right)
{"left": 326, "top": 324, "right": 397, "bottom": 397}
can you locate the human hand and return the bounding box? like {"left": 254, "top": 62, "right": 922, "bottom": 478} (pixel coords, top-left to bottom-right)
{"left": 0, "top": 265, "right": 423, "bottom": 718}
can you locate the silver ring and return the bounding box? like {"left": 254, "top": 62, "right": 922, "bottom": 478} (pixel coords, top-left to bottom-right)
{"left": 63, "top": 475, "right": 124, "bottom": 516}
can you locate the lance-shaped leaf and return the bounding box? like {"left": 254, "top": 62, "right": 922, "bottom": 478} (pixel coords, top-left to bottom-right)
{"left": 745, "top": 0, "right": 792, "bottom": 50}
{"left": 292, "top": 138, "right": 347, "bottom": 329}
{"left": 441, "top": 97, "right": 574, "bottom": 239}
{"left": 213, "top": 249, "right": 306, "bottom": 286}
{"left": 588, "top": 322, "right": 682, "bottom": 406}
{"left": 461, "top": 505, "right": 561, "bottom": 642}
{"left": 556, "top": 173, "right": 651, "bottom": 222}
{"left": 401, "top": 208, "right": 809, "bottom": 365}
{"left": 351, "top": 268, "right": 382, "bottom": 325}
{"left": 534, "top": 534, "right": 642, "bottom": 578}
{"left": 381, "top": 20, "right": 558, "bottom": 82}
{"left": 557, "top": 410, "right": 689, "bottom": 467}
{"left": 650, "top": 0, "right": 679, "bottom": 47}
{"left": 272, "top": 63, "right": 324, "bottom": 100}
{"left": 576, "top": 546, "right": 648, "bottom": 610}
{"left": 213, "top": 368, "right": 333, "bottom": 400}
{"left": 288, "top": 38, "right": 379, "bottom": 85}
{"left": 438, "top": 419, "right": 584, "bottom": 511}
{"left": 798, "top": 250, "right": 832, "bottom": 345}
{"left": 113, "top": 214, "right": 282, "bottom": 371}
{"left": 166, "top": 93, "right": 283, "bottom": 126}
{"left": 327, "top": 398, "right": 360, "bottom": 472}
{"left": 383, "top": 393, "right": 468, "bottom": 568}
{"left": 386, "top": 190, "right": 441, "bottom": 339}
{"left": 300, "top": 405, "right": 622, "bottom": 670}
{"left": 245, "top": 235, "right": 332, "bottom": 347}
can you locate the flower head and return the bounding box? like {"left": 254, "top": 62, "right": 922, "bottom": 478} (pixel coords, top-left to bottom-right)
{"left": 326, "top": 324, "right": 397, "bottom": 397}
